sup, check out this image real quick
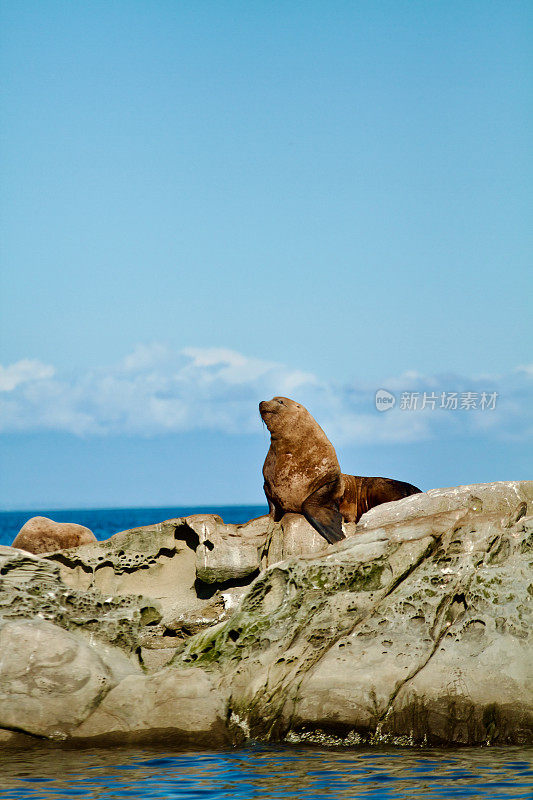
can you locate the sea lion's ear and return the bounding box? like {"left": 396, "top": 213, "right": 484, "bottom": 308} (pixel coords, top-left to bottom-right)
{"left": 302, "top": 487, "right": 345, "bottom": 544}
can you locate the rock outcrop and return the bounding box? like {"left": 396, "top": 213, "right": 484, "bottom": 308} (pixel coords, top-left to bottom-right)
{"left": 1, "top": 481, "right": 532, "bottom": 748}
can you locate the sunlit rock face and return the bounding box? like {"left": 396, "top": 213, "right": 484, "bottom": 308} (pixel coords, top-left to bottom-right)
{"left": 1, "top": 481, "right": 532, "bottom": 748}
{"left": 12, "top": 516, "right": 97, "bottom": 554}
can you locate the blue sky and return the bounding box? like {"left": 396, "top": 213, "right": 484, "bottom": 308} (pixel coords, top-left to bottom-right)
{"left": 1, "top": 1, "right": 531, "bottom": 509}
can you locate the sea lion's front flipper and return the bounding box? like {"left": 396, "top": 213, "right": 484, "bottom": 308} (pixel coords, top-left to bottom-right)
{"left": 302, "top": 486, "right": 345, "bottom": 544}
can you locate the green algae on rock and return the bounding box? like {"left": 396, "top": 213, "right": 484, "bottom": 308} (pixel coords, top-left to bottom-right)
{"left": 1, "top": 481, "right": 532, "bottom": 748}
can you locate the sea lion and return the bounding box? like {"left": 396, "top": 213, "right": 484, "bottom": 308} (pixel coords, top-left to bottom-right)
{"left": 259, "top": 396, "right": 346, "bottom": 543}
{"left": 12, "top": 516, "right": 97, "bottom": 554}
{"left": 339, "top": 475, "right": 422, "bottom": 523}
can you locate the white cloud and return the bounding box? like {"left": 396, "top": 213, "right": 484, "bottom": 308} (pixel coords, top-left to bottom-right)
{"left": 120, "top": 342, "right": 171, "bottom": 372}
{"left": 0, "top": 359, "right": 55, "bottom": 392}
{"left": 0, "top": 345, "right": 531, "bottom": 445}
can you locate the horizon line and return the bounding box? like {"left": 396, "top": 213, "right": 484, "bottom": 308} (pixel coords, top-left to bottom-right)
{"left": 0, "top": 501, "right": 269, "bottom": 514}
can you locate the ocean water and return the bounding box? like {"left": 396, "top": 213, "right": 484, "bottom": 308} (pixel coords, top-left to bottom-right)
{"left": 0, "top": 504, "right": 268, "bottom": 547}
{"left": 1, "top": 743, "right": 532, "bottom": 799}
{"left": 1, "top": 507, "right": 532, "bottom": 799}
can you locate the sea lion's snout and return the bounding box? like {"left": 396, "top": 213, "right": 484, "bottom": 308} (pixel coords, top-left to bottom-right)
{"left": 259, "top": 399, "right": 278, "bottom": 419}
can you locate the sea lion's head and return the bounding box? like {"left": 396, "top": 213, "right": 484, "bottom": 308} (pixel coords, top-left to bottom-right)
{"left": 259, "top": 396, "right": 308, "bottom": 436}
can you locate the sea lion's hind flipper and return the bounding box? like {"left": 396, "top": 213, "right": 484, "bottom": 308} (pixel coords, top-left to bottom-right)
{"left": 302, "top": 489, "right": 345, "bottom": 544}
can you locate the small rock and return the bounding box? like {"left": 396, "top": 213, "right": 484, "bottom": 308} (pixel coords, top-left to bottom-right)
{"left": 12, "top": 516, "right": 96, "bottom": 554}
{"left": 163, "top": 595, "right": 227, "bottom": 636}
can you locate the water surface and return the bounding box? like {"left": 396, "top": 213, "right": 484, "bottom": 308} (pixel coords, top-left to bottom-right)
{"left": 1, "top": 743, "right": 532, "bottom": 799}
{"left": 0, "top": 505, "right": 268, "bottom": 547}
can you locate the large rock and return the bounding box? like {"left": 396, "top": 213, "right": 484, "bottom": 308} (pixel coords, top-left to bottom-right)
{"left": 192, "top": 514, "right": 267, "bottom": 584}
{"left": 44, "top": 517, "right": 199, "bottom": 619}
{"left": 39, "top": 515, "right": 259, "bottom": 651}
{"left": 358, "top": 481, "right": 531, "bottom": 529}
{"left": 288, "top": 506, "right": 533, "bottom": 745}
{"left": 41, "top": 511, "right": 351, "bottom": 648}
{"left": 192, "top": 512, "right": 337, "bottom": 584}
{"left": 0, "top": 481, "right": 531, "bottom": 748}
{"left": 0, "top": 620, "right": 138, "bottom": 739}
{"left": 72, "top": 668, "right": 230, "bottom": 746}
{"left": 0, "top": 545, "right": 162, "bottom": 653}
{"left": 179, "top": 507, "right": 470, "bottom": 740}
{"left": 177, "top": 481, "right": 533, "bottom": 746}
{"left": 12, "top": 516, "right": 96, "bottom": 554}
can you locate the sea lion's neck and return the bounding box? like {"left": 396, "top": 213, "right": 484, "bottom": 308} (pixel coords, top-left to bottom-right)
{"left": 269, "top": 432, "right": 329, "bottom": 464}
{"left": 268, "top": 432, "right": 295, "bottom": 450}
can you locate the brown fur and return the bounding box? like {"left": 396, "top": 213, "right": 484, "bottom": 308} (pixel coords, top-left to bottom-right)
{"left": 259, "top": 397, "right": 345, "bottom": 543}
{"left": 339, "top": 474, "right": 422, "bottom": 523}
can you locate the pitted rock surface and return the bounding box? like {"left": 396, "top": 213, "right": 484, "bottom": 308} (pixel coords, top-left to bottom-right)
{"left": 175, "top": 482, "right": 533, "bottom": 745}
{"left": 41, "top": 512, "right": 349, "bottom": 642}
{"left": 358, "top": 481, "right": 531, "bottom": 529}
{"left": 0, "top": 546, "right": 162, "bottom": 652}
{"left": 0, "top": 481, "right": 531, "bottom": 748}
